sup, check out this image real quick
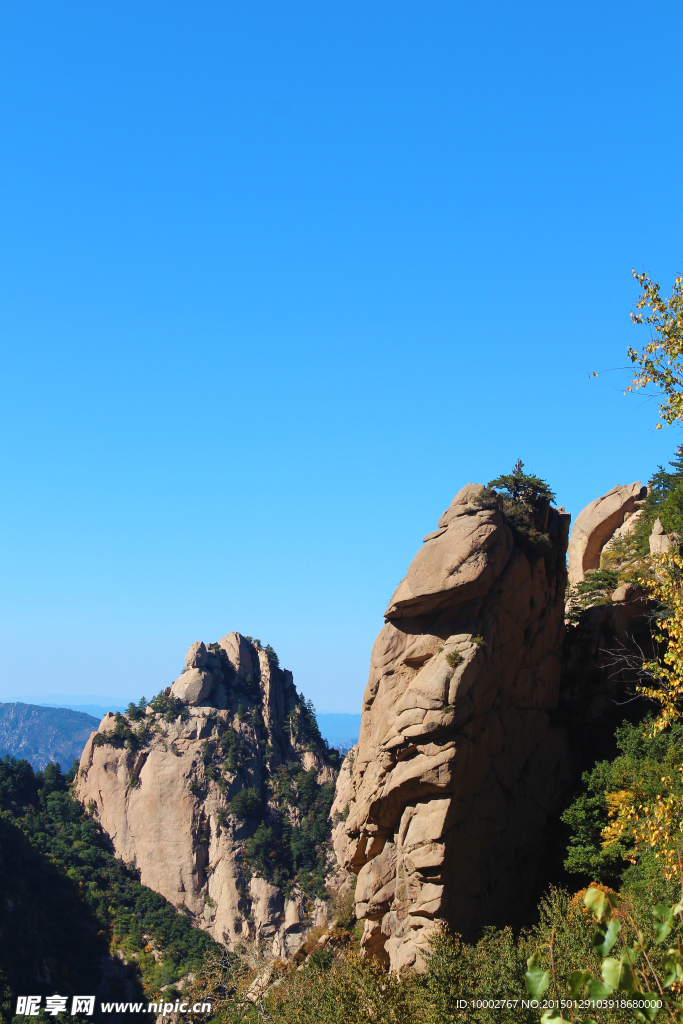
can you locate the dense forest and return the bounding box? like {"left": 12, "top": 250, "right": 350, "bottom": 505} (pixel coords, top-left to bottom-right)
{"left": 0, "top": 757, "right": 220, "bottom": 1022}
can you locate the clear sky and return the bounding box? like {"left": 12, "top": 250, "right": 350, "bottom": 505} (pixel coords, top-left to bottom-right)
{"left": 1, "top": 1, "right": 682, "bottom": 712}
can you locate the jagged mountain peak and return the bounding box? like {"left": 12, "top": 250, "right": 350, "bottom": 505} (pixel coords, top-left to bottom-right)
{"left": 76, "top": 631, "right": 345, "bottom": 954}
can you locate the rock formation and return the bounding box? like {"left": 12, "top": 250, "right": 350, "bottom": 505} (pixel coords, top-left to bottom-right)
{"left": 561, "top": 487, "right": 658, "bottom": 752}
{"left": 567, "top": 482, "right": 645, "bottom": 586}
{"left": 649, "top": 517, "right": 681, "bottom": 555}
{"left": 77, "top": 633, "right": 340, "bottom": 954}
{"left": 335, "top": 483, "right": 572, "bottom": 970}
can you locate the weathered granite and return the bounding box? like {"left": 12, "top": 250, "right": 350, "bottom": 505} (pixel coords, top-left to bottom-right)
{"left": 336, "top": 485, "right": 572, "bottom": 969}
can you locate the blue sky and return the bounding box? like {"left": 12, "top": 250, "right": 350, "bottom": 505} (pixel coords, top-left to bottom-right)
{"left": 1, "top": 1, "right": 682, "bottom": 712}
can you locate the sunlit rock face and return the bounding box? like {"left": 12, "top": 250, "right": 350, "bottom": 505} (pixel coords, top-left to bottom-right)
{"left": 566, "top": 482, "right": 645, "bottom": 585}
{"left": 335, "top": 484, "right": 572, "bottom": 970}
{"left": 77, "top": 633, "right": 340, "bottom": 954}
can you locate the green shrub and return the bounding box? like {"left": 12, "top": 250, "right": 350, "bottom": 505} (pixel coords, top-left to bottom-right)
{"left": 90, "top": 712, "right": 141, "bottom": 750}
{"left": 243, "top": 674, "right": 261, "bottom": 702}
{"left": 245, "top": 821, "right": 276, "bottom": 875}
{"left": 561, "top": 717, "right": 683, "bottom": 885}
{"left": 262, "top": 951, "right": 425, "bottom": 1024}
{"left": 476, "top": 460, "right": 559, "bottom": 574}
{"left": 631, "top": 446, "right": 683, "bottom": 554}
{"left": 425, "top": 925, "right": 532, "bottom": 1024}
{"left": 228, "top": 786, "right": 262, "bottom": 819}
{"left": 125, "top": 696, "right": 147, "bottom": 722}
{"left": 487, "top": 458, "right": 556, "bottom": 505}
{"left": 0, "top": 755, "right": 220, "bottom": 1010}
{"left": 149, "top": 690, "right": 187, "bottom": 722}
{"left": 661, "top": 482, "right": 683, "bottom": 537}
{"left": 264, "top": 643, "right": 280, "bottom": 667}
{"left": 566, "top": 567, "right": 622, "bottom": 623}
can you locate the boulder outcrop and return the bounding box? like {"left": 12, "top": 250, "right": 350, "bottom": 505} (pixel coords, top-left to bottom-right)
{"left": 567, "top": 482, "right": 645, "bottom": 585}
{"left": 77, "top": 633, "right": 341, "bottom": 953}
{"left": 336, "top": 484, "right": 572, "bottom": 970}
{"left": 649, "top": 517, "right": 680, "bottom": 555}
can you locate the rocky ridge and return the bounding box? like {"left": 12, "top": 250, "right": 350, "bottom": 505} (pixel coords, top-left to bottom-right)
{"left": 76, "top": 632, "right": 342, "bottom": 956}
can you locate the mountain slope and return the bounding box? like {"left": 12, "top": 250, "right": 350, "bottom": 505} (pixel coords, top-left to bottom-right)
{"left": 0, "top": 757, "right": 221, "bottom": 1020}
{"left": 0, "top": 702, "right": 99, "bottom": 769}
{"left": 76, "top": 632, "right": 346, "bottom": 954}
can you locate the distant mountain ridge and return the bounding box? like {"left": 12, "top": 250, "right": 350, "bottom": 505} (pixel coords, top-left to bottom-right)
{"left": 316, "top": 712, "right": 361, "bottom": 750}
{"left": 0, "top": 703, "right": 99, "bottom": 770}
{"left": 36, "top": 702, "right": 127, "bottom": 719}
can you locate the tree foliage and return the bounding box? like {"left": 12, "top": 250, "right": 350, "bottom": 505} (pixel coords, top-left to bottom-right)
{"left": 636, "top": 552, "right": 683, "bottom": 733}
{"left": 628, "top": 271, "right": 683, "bottom": 428}
{"left": 0, "top": 754, "right": 220, "bottom": 1014}
{"left": 523, "top": 885, "right": 682, "bottom": 1021}
{"left": 560, "top": 719, "right": 678, "bottom": 885}
{"left": 488, "top": 458, "right": 556, "bottom": 505}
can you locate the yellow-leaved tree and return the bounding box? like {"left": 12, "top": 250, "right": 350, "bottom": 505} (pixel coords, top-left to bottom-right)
{"left": 600, "top": 270, "right": 683, "bottom": 883}
{"left": 638, "top": 553, "right": 683, "bottom": 733}
{"left": 628, "top": 270, "right": 683, "bottom": 428}
{"left": 522, "top": 274, "right": 683, "bottom": 1021}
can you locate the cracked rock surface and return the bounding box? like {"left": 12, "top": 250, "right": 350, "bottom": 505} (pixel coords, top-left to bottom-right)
{"left": 77, "top": 633, "right": 340, "bottom": 955}
{"left": 335, "top": 484, "right": 572, "bottom": 970}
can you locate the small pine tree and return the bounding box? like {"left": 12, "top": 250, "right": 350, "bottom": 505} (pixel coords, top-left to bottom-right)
{"left": 631, "top": 445, "right": 683, "bottom": 553}
{"left": 65, "top": 759, "right": 79, "bottom": 785}
{"left": 264, "top": 644, "right": 279, "bottom": 667}
{"left": 42, "top": 761, "right": 64, "bottom": 793}
{"left": 487, "top": 458, "right": 556, "bottom": 505}
{"left": 126, "top": 700, "right": 145, "bottom": 722}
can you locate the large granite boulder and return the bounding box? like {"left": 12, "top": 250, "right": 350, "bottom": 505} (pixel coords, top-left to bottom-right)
{"left": 170, "top": 641, "right": 227, "bottom": 706}
{"left": 335, "top": 485, "right": 572, "bottom": 970}
{"left": 567, "top": 482, "right": 645, "bottom": 585}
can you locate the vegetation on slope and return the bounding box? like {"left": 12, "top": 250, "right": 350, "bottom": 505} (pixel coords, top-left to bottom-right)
{"left": 94, "top": 640, "right": 341, "bottom": 901}
{"left": 0, "top": 756, "right": 221, "bottom": 1020}
{"left": 183, "top": 878, "right": 683, "bottom": 1023}
{"left": 474, "top": 459, "right": 561, "bottom": 575}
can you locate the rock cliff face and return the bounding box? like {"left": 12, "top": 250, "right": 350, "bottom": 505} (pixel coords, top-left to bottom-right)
{"left": 77, "top": 633, "right": 339, "bottom": 953}
{"left": 335, "top": 484, "right": 572, "bottom": 970}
